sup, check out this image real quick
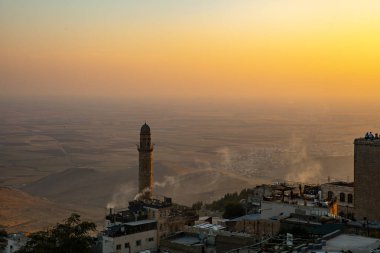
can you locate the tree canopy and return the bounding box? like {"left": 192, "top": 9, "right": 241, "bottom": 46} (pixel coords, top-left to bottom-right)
{"left": 206, "top": 188, "right": 254, "bottom": 211}
{"left": 16, "top": 213, "right": 96, "bottom": 253}
{"left": 223, "top": 203, "right": 246, "bottom": 219}
{"left": 191, "top": 201, "right": 203, "bottom": 210}
{"left": 0, "top": 228, "right": 7, "bottom": 251}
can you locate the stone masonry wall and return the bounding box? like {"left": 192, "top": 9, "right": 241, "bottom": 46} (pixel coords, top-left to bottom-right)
{"left": 139, "top": 151, "right": 153, "bottom": 197}
{"left": 354, "top": 139, "right": 380, "bottom": 220}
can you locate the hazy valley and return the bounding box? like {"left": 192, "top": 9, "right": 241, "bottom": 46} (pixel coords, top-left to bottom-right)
{"left": 1, "top": 98, "right": 379, "bottom": 232}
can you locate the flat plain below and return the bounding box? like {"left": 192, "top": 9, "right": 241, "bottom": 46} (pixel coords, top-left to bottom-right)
{"left": 1, "top": 98, "right": 377, "bottom": 232}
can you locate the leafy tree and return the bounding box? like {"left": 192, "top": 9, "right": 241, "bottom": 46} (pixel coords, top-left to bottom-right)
{"left": 0, "top": 228, "right": 7, "bottom": 251}
{"left": 206, "top": 192, "right": 239, "bottom": 211}
{"left": 205, "top": 188, "right": 255, "bottom": 211}
{"left": 16, "top": 213, "right": 96, "bottom": 253}
{"left": 223, "top": 203, "right": 245, "bottom": 219}
{"left": 0, "top": 228, "right": 7, "bottom": 237}
{"left": 191, "top": 201, "right": 203, "bottom": 210}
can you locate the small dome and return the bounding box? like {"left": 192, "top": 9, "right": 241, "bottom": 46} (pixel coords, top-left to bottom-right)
{"left": 140, "top": 123, "right": 151, "bottom": 134}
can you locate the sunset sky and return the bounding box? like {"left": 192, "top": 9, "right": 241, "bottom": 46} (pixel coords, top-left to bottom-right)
{"left": 1, "top": 1, "right": 380, "bottom": 102}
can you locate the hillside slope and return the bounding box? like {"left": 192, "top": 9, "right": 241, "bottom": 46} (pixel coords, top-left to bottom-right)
{"left": 0, "top": 187, "right": 89, "bottom": 233}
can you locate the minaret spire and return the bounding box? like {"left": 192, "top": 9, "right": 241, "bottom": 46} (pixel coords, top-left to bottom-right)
{"left": 137, "top": 123, "right": 153, "bottom": 199}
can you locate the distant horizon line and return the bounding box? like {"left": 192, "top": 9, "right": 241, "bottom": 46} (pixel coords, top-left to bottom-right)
{"left": 2, "top": 94, "right": 380, "bottom": 106}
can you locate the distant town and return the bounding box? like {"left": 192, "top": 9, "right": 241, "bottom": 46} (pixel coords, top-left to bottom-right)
{"left": 2, "top": 124, "right": 380, "bottom": 253}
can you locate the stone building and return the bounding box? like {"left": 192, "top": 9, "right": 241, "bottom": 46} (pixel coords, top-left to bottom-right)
{"left": 105, "top": 198, "right": 198, "bottom": 247}
{"left": 102, "top": 123, "right": 198, "bottom": 252}
{"left": 320, "top": 181, "right": 354, "bottom": 218}
{"left": 230, "top": 219, "right": 281, "bottom": 238}
{"left": 137, "top": 123, "right": 153, "bottom": 199}
{"left": 102, "top": 219, "right": 157, "bottom": 253}
{"left": 132, "top": 198, "right": 198, "bottom": 240}
{"left": 354, "top": 137, "right": 380, "bottom": 220}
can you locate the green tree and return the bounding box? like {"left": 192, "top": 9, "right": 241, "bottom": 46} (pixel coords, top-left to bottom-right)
{"left": 223, "top": 203, "right": 245, "bottom": 219}
{"left": 0, "top": 228, "right": 7, "bottom": 251}
{"left": 191, "top": 201, "right": 203, "bottom": 210}
{"left": 205, "top": 188, "right": 255, "bottom": 211}
{"left": 16, "top": 213, "right": 96, "bottom": 253}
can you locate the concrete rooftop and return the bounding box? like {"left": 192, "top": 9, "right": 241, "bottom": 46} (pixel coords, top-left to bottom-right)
{"left": 323, "top": 234, "right": 380, "bottom": 253}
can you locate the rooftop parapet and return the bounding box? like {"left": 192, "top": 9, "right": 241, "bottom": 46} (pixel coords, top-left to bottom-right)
{"left": 103, "top": 220, "right": 157, "bottom": 238}
{"left": 354, "top": 138, "right": 380, "bottom": 146}
{"left": 129, "top": 197, "right": 173, "bottom": 211}
{"left": 323, "top": 181, "right": 354, "bottom": 187}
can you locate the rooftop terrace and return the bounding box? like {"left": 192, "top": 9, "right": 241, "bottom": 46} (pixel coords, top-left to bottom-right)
{"left": 355, "top": 138, "right": 380, "bottom": 146}
{"left": 129, "top": 197, "right": 173, "bottom": 211}
{"left": 326, "top": 181, "right": 354, "bottom": 187}
{"left": 103, "top": 220, "right": 157, "bottom": 238}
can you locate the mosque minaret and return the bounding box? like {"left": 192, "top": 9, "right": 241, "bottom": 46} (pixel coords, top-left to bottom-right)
{"left": 137, "top": 123, "right": 154, "bottom": 199}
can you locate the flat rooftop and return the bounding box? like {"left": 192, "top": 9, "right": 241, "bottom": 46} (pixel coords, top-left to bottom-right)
{"left": 193, "top": 223, "right": 225, "bottom": 230}
{"left": 232, "top": 213, "right": 262, "bottom": 221}
{"left": 171, "top": 236, "right": 201, "bottom": 246}
{"left": 324, "top": 181, "right": 354, "bottom": 187}
{"left": 349, "top": 220, "right": 380, "bottom": 229}
{"left": 125, "top": 219, "right": 156, "bottom": 226}
{"left": 129, "top": 199, "right": 172, "bottom": 210}
{"left": 355, "top": 138, "right": 380, "bottom": 146}
{"left": 285, "top": 217, "right": 321, "bottom": 225}
{"left": 103, "top": 220, "right": 157, "bottom": 238}
{"left": 322, "top": 234, "right": 380, "bottom": 253}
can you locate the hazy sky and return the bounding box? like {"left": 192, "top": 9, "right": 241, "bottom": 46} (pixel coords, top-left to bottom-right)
{"left": 1, "top": 1, "right": 380, "bottom": 101}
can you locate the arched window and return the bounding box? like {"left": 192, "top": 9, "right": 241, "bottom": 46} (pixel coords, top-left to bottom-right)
{"left": 327, "top": 191, "right": 333, "bottom": 200}
{"left": 348, "top": 194, "right": 353, "bottom": 204}
{"left": 340, "top": 193, "right": 346, "bottom": 202}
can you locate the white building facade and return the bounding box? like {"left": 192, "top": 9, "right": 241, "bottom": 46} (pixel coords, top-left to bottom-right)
{"left": 102, "top": 220, "right": 157, "bottom": 253}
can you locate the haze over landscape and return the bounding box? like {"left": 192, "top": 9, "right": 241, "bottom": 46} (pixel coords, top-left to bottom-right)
{"left": 2, "top": 98, "right": 380, "bottom": 232}
{"left": 1, "top": 0, "right": 380, "bottom": 233}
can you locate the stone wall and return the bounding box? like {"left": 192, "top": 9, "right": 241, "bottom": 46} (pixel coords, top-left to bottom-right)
{"left": 215, "top": 234, "right": 256, "bottom": 253}
{"left": 138, "top": 151, "right": 153, "bottom": 197}
{"left": 146, "top": 206, "right": 197, "bottom": 241}
{"left": 160, "top": 232, "right": 204, "bottom": 253}
{"left": 354, "top": 139, "right": 380, "bottom": 220}
{"left": 320, "top": 183, "right": 354, "bottom": 217}
{"left": 102, "top": 229, "right": 157, "bottom": 253}
{"left": 160, "top": 240, "right": 204, "bottom": 253}
{"left": 229, "top": 219, "right": 281, "bottom": 238}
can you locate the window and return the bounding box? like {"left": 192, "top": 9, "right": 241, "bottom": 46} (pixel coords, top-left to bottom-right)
{"left": 148, "top": 237, "right": 154, "bottom": 242}
{"left": 116, "top": 244, "right": 121, "bottom": 250}
{"left": 124, "top": 242, "right": 130, "bottom": 248}
{"left": 327, "top": 191, "right": 333, "bottom": 200}
{"left": 340, "top": 193, "right": 345, "bottom": 202}
{"left": 348, "top": 194, "right": 353, "bottom": 204}
{"left": 136, "top": 240, "right": 141, "bottom": 246}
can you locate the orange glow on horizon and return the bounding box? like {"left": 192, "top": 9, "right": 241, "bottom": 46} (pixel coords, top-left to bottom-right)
{"left": 1, "top": 1, "right": 380, "bottom": 101}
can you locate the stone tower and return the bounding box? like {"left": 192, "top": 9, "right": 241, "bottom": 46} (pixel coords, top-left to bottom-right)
{"left": 137, "top": 123, "right": 154, "bottom": 199}
{"left": 354, "top": 137, "right": 380, "bottom": 220}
